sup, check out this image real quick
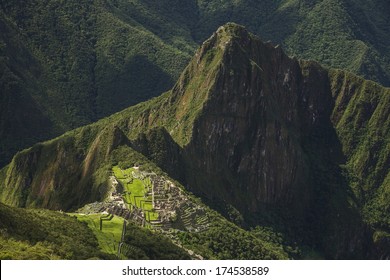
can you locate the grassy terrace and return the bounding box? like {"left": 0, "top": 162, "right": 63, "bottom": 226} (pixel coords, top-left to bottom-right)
{"left": 112, "top": 166, "right": 159, "bottom": 222}
{"left": 70, "top": 213, "right": 124, "bottom": 256}
{"left": 67, "top": 166, "right": 161, "bottom": 256}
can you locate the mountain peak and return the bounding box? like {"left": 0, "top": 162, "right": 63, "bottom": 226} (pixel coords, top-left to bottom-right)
{"left": 215, "top": 22, "right": 249, "bottom": 40}
{"left": 168, "top": 23, "right": 292, "bottom": 146}
{"left": 199, "top": 22, "right": 257, "bottom": 56}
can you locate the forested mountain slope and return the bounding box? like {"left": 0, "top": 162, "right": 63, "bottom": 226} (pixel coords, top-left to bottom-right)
{"left": 1, "top": 0, "right": 390, "bottom": 167}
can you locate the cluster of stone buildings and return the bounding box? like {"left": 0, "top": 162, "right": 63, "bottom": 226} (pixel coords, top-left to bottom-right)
{"left": 86, "top": 167, "right": 210, "bottom": 232}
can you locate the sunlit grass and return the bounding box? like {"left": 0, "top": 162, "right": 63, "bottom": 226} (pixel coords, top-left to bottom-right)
{"left": 113, "top": 166, "right": 159, "bottom": 221}
{"left": 70, "top": 213, "right": 124, "bottom": 255}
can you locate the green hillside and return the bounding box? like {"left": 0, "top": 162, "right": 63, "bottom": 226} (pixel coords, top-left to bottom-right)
{"left": 329, "top": 69, "right": 390, "bottom": 257}
{"left": 0, "top": 0, "right": 193, "bottom": 167}
{"left": 0, "top": 202, "right": 194, "bottom": 260}
{"left": 1, "top": 0, "right": 390, "bottom": 167}
{"left": 71, "top": 213, "right": 124, "bottom": 256}
{"left": 0, "top": 202, "right": 112, "bottom": 259}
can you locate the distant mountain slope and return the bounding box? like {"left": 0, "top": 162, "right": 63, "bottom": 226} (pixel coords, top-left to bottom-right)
{"left": 329, "top": 69, "right": 390, "bottom": 257}
{"left": 0, "top": 15, "right": 55, "bottom": 168}
{"left": 194, "top": 0, "right": 390, "bottom": 86}
{"left": 1, "top": 24, "right": 388, "bottom": 259}
{"left": 1, "top": 0, "right": 390, "bottom": 167}
{"left": 0, "top": 0, "right": 193, "bottom": 167}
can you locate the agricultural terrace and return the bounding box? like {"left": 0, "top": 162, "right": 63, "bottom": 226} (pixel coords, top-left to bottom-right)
{"left": 112, "top": 165, "right": 210, "bottom": 232}
{"left": 112, "top": 166, "right": 159, "bottom": 222}
{"left": 67, "top": 166, "right": 209, "bottom": 259}
{"left": 70, "top": 213, "right": 124, "bottom": 255}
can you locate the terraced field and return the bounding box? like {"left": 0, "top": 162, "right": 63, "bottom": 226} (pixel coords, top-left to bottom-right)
{"left": 110, "top": 166, "right": 210, "bottom": 233}
{"left": 71, "top": 213, "right": 124, "bottom": 255}
{"left": 112, "top": 166, "right": 159, "bottom": 222}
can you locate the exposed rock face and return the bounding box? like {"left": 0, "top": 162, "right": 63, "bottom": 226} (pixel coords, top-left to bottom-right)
{"left": 166, "top": 24, "right": 387, "bottom": 258}
{"left": 183, "top": 25, "right": 323, "bottom": 214}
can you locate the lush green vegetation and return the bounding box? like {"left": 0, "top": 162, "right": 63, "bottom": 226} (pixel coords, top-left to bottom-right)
{"left": 284, "top": 0, "right": 390, "bottom": 83}
{"left": 122, "top": 222, "right": 190, "bottom": 260}
{"left": 71, "top": 213, "right": 124, "bottom": 256}
{"left": 112, "top": 166, "right": 158, "bottom": 221}
{"left": 176, "top": 218, "right": 289, "bottom": 260}
{"left": 329, "top": 69, "right": 390, "bottom": 241}
{"left": 0, "top": 202, "right": 113, "bottom": 259}
{"left": 0, "top": 234, "right": 60, "bottom": 260}
{"left": 195, "top": 0, "right": 390, "bottom": 86}
{"left": 0, "top": 203, "right": 200, "bottom": 260}
{"left": 0, "top": 0, "right": 192, "bottom": 167}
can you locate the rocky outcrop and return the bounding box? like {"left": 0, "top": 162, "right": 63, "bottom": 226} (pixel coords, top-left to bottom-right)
{"left": 183, "top": 25, "right": 316, "bottom": 212}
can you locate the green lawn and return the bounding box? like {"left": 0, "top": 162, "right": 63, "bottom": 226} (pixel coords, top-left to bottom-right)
{"left": 112, "top": 166, "right": 133, "bottom": 179}
{"left": 112, "top": 166, "right": 159, "bottom": 222}
{"left": 70, "top": 213, "right": 124, "bottom": 255}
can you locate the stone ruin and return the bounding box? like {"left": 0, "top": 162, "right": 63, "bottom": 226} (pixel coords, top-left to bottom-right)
{"left": 78, "top": 167, "right": 210, "bottom": 233}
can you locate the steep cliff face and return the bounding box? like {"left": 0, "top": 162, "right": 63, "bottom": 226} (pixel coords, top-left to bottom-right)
{"left": 183, "top": 25, "right": 322, "bottom": 212}
{"left": 172, "top": 25, "right": 371, "bottom": 258}
{"left": 1, "top": 23, "right": 388, "bottom": 258}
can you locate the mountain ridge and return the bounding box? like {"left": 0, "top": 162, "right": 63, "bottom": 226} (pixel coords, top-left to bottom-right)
{"left": 1, "top": 0, "right": 390, "bottom": 168}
